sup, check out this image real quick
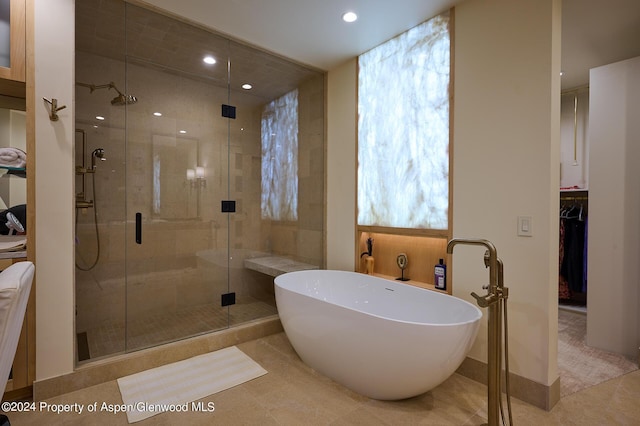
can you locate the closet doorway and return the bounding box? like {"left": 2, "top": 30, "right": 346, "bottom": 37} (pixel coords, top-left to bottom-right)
{"left": 557, "top": 88, "right": 638, "bottom": 398}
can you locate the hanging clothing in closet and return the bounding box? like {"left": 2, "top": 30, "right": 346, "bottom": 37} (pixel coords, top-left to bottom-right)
{"left": 559, "top": 198, "right": 588, "bottom": 301}
{"left": 558, "top": 219, "right": 571, "bottom": 299}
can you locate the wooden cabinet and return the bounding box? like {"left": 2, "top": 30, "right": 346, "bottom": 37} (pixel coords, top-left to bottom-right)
{"left": 0, "top": 0, "right": 26, "bottom": 83}
{"left": 0, "top": 0, "right": 32, "bottom": 401}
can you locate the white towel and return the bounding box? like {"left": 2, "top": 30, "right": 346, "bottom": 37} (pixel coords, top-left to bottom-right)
{"left": 0, "top": 148, "right": 26, "bottom": 168}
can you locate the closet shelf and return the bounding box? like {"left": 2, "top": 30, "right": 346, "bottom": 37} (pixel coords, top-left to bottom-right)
{"left": 560, "top": 187, "right": 588, "bottom": 192}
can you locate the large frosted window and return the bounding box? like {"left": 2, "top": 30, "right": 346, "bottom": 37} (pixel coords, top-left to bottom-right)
{"left": 261, "top": 89, "right": 298, "bottom": 221}
{"left": 358, "top": 12, "right": 450, "bottom": 230}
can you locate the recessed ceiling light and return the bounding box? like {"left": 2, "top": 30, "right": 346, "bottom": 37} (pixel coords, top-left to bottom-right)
{"left": 342, "top": 11, "right": 357, "bottom": 23}
{"left": 153, "top": 112, "right": 162, "bottom": 117}
{"left": 96, "top": 115, "right": 105, "bottom": 120}
{"left": 203, "top": 55, "right": 216, "bottom": 65}
{"left": 179, "top": 130, "right": 187, "bottom": 134}
{"left": 242, "top": 83, "right": 252, "bottom": 90}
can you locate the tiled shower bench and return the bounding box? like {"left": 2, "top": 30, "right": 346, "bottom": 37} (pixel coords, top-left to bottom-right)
{"left": 243, "top": 256, "right": 319, "bottom": 277}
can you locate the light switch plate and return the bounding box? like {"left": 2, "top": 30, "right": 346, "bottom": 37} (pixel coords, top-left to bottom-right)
{"left": 518, "top": 216, "right": 532, "bottom": 237}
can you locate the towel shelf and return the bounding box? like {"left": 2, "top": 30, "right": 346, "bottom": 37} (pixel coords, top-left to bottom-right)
{"left": 0, "top": 166, "right": 26, "bottom": 178}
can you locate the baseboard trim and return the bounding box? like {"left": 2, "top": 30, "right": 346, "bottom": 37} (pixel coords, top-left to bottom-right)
{"left": 2, "top": 385, "right": 33, "bottom": 402}
{"left": 34, "top": 316, "right": 283, "bottom": 401}
{"left": 456, "top": 356, "right": 560, "bottom": 411}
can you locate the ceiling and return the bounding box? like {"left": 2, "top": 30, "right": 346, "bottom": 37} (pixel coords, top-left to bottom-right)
{"left": 138, "top": 0, "right": 461, "bottom": 71}
{"left": 562, "top": 0, "right": 640, "bottom": 90}
{"left": 77, "top": 0, "right": 325, "bottom": 109}
{"left": 139, "top": 0, "right": 640, "bottom": 90}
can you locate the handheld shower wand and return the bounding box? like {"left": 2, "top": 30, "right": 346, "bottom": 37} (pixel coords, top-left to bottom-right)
{"left": 91, "top": 148, "right": 106, "bottom": 170}
{"left": 76, "top": 147, "right": 106, "bottom": 271}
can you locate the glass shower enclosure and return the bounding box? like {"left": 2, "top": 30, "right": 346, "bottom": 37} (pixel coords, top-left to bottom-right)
{"left": 74, "top": 1, "right": 324, "bottom": 363}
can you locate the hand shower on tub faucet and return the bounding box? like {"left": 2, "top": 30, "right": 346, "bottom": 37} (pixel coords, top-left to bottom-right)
{"left": 446, "top": 238, "right": 512, "bottom": 426}
{"left": 484, "top": 249, "right": 505, "bottom": 292}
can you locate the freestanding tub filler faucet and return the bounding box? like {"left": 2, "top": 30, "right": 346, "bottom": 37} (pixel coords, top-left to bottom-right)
{"left": 446, "top": 238, "right": 512, "bottom": 426}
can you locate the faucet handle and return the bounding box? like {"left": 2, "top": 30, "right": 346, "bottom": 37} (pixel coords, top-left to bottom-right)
{"left": 471, "top": 291, "right": 489, "bottom": 308}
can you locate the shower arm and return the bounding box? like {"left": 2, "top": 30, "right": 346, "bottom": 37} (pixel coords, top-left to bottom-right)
{"left": 77, "top": 81, "right": 125, "bottom": 96}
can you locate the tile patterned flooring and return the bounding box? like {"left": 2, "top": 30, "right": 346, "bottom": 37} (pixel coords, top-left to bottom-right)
{"left": 5, "top": 332, "right": 640, "bottom": 425}
{"left": 84, "top": 299, "right": 277, "bottom": 361}
{"left": 558, "top": 309, "right": 638, "bottom": 397}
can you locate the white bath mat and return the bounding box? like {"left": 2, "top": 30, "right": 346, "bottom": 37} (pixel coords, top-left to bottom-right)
{"left": 117, "top": 346, "right": 267, "bottom": 423}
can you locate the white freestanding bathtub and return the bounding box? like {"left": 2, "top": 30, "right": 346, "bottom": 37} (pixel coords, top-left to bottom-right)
{"left": 274, "top": 270, "right": 482, "bottom": 400}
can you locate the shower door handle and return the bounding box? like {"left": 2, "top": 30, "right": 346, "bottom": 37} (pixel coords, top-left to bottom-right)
{"left": 135, "top": 212, "right": 142, "bottom": 244}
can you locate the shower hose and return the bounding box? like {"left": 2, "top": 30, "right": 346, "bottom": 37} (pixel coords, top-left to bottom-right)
{"left": 499, "top": 295, "right": 514, "bottom": 426}
{"left": 75, "top": 173, "right": 100, "bottom": 271}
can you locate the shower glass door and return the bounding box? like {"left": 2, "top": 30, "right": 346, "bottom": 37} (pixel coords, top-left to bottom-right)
{"left": 222, "top": 39, "right": 326, "bottom": 327}
{"left": 122, "top": 3, "right": 233, "bottom": 352}
{"left": 74, "top": 0, "right": 129, "bottom": 361}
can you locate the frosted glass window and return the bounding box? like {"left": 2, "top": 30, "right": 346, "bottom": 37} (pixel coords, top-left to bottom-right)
{"left": 0, "top": 0, "right": 10, "bottom": 68}
{"left": 358, "top": 12, "right": 450, "bottom": 230}
{"left": 261, "top": 89, "right": 298, "bottom": 221}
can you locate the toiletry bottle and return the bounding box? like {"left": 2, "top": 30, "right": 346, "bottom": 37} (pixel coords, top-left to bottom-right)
{"left": 434, "top": 259, "right": 446, "bottom": 290}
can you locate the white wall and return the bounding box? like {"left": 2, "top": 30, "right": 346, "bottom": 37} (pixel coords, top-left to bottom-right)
{"left": 587, "top": 56, "right": 640, "bottom": 358}
{"left": 560, "top": 91, "right": 589, "bottom": 189}
{"left": 326, "top": 59, "right": 356, "bottom": 270}
{"left": 34, "top": 0, "right": 75, "bottom": 380}
{"left": 451, "top": 0, "right": 561, "bottom": 387}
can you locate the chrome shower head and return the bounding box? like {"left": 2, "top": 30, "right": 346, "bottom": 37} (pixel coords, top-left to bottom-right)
{"left": 108, "top": 82, "right": 137, "bottom": 106}
{"left": 111, "top": 93, "right": 138, "bottom": 106}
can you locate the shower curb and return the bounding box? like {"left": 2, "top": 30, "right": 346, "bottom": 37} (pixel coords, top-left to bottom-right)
{"left": 33, "top": 316, "right": 282, "bottom": 401}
